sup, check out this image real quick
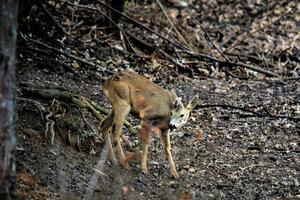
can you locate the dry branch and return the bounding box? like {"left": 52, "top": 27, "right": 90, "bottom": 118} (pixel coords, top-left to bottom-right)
{"left": 94, "top": 0, "right": 189, "bottom": 51}
{"left": 180, "top": 50, "right": 280, "bottom": 77}
{"left": 19, "top": 33, "right": 99, "bottom": 69}
{"left": 198, "top": 104, "right": 300, "bottom": 121}
{"left": 37, "top": 1, "right": 70, "bottom": 35}
{"left": 199, "top": 24, "right": 230, "bottom": 62}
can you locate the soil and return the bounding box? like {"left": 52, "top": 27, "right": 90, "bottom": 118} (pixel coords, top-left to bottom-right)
{"left": 16, "top": 0, "right": 299, "bottom": 199}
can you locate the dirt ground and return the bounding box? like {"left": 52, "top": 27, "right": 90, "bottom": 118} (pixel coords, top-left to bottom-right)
{"left": 16, "top": 0, "right": 299, "bottom": 199}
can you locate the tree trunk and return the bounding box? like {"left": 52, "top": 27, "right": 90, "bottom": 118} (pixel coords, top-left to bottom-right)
{"left": 0, "top": 0, "right": 19, "bottom": 199}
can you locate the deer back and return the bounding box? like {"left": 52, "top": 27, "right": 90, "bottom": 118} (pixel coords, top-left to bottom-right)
{"left": 103, "top": 70, "right": 175, "bottom": 122}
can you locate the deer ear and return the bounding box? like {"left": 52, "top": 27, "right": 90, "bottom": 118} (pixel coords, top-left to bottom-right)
{"left": 186, "top": 95, "right": 199, "bottom": 111}
{"left": 170, "top": 89, "right": 184, "bottom": 108}
{"left": 174, "top": 97, "right": 183, "bottom": 108}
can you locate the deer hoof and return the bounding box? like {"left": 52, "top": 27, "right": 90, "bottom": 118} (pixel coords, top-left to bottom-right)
{"left": 141, "top": 166, "right": 148, "bottom": 174}
{"left": 122, "top": 161, "right": 130, "bottom": 170}
{"left": 110, "top": 158, "right": 118, "bottom": 165}
{"left": 172, "top": 171, "right": 180, "bottom": 179}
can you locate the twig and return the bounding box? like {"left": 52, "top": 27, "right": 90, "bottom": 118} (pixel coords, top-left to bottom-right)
{"left": 180, "top": 50, "right": 280, "bottom": 77}
{"left": 198, "top": 104, "right": 264, "bottom": 116}
{"left": 158, "top": 49, "right": 186, "bottom": 69}
{"left": 198, "top": 104, "right": 300, "bottom": 121}
{"left": 18, "top": 46, "right": 79, "bottom": 74}
{"left": 61, "top": 0, "right": 188, "bottom": 50}
{"left": 121, "top": 27, "right": 156, "bottom": 52}
{"left": 199, "top": 24, "right": 230, "bottom": 62}
{"left": 281, "top": 77, "right": 300, "bottom": 81}
{"left": 225, "top": 52, "right": 264, "bottom": 62}
{"left": 95, "top": 0, "right": 189, "bottom": 51}
{"left": 61, "top": 1, "right": 136, "bottom": 53}
{"left": 37, "top": 1, "right": 70, "bottom": 35}
{"left": 19, "top": 32, "right": 99, "bottom": 68}
{"left": 116, "top": 29, "right": 187, "bottom": 70}
{"left": 155, "top": 0, "right": 189, "bottom": 47}
{"left": 96, "top": 7, "right": 136, "bottom": 54}
{"left": 224, "top": 52, "right": 276, "bottom": 68}
{"left": 81, "top": 110, "right": 97, "bottom": 135}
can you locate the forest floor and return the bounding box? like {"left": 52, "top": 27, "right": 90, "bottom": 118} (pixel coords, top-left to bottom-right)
{"left": 16, "top": 0, "right": 299, "bottom": 199}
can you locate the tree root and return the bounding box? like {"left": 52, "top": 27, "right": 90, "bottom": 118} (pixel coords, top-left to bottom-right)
{"left": 20, "top": 88, "right": 136, "bottom": 145}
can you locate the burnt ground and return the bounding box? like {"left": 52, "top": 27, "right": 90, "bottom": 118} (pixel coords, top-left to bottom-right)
{"left": 16, "top": 0, "right": 299, "bottom": 199}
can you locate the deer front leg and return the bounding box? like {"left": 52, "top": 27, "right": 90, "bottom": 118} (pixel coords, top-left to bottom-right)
{"left": 160, "top": 131, "right": 179, "bottom": 178}
{"left": 140, "top": 122, "right": 151, "bottom": 173}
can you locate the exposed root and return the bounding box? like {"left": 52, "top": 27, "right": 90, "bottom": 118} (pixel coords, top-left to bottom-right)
{"left": 45, "top": 112, "right": 55, "bottom": 144}
{"left": 20, "top": 88, "right": 137, "bottom": 146}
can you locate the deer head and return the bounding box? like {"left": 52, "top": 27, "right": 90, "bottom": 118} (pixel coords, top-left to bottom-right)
{"left": 169, "top": 92, "right": 199, "bottom": 130}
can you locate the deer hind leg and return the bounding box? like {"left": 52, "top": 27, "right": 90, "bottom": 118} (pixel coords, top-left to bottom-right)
{"left": 100, "top": 112, "right": 117, "bottom": 164}
{"left": 159, "top": 131, "right": 179, "bottom": 178}
{"left": 111, "top": 101, "right": 131, "bottom": 169}
{"left": 140, "top": 121, "right": 151, "bottom": 173}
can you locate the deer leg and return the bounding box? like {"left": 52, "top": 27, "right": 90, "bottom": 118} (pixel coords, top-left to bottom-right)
{"left": 140, "top": 122, "right": 151, "bottom": 173}
{"left": 106, "top": 130, "right": 117, "bottom": 164}
{"left": 112, "top": 102, "right": 130, "bottom": 169}
{"left": 100, "top": 113, "right": 117, "bottom": 164}
{"left": 159, "top": 131, "right": 179, "bottom": 178}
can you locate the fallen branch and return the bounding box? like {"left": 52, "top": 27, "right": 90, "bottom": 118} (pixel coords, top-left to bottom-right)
{"left": 19, "top": 32, "right": 99, "bottom": 69}
{"left": 158, "top": 49, "right": 186, "bottom": 70}
{"left": 198, "top": 104, "right": 300, "bottom": 121}
{"left": 156, "top": 0, "right": 189, "bottom": 47}
{"left": 37, "top": 2, "right": 70, "bottom": 35}
{"left": 180, "top": 50, "right": 280, "bottom": 77}
{"left": 18, "top": 46, "right": 79, "bottom": 74}
{"left": 96, "top": 7, "right": 136, "bottom": 53}
{"left": 199, "top": 24, "right": 230, "bottom": 63}
{"left": 63, "top": 0, "right": 188, "bottom": 51}
{"left": 96, "top": 0, "right": 189, "bottom": 50}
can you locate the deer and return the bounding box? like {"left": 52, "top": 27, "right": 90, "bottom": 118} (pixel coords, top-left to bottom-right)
{"left": 100, "top": 70, "right": 198, "bottom": 178}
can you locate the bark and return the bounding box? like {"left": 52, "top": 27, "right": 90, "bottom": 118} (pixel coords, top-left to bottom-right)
{"left": 0, "top": 0, "right": 19, "bottom": 199}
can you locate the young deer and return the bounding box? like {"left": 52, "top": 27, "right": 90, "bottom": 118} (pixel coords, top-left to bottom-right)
{"left": 100, "top": 70, "right": 198, "bottom": 178}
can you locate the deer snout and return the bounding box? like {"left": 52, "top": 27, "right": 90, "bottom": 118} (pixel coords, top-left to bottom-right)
{"left": 169, "top": 122, "right": 177, "bottom": 131}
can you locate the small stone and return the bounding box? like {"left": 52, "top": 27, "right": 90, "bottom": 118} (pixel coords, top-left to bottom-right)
{"left": 293, "top": 178, "right": 299, "bottom": 187}
{"left": 294, "top": 146, "right": 300, "bottom": 153}
{"left": 169, "top": 180, "right": 176, "bottom": 186}
{"left": 148, "top": 160, "right": 159, "bottom": 165}
{"left": 189, "top": 168, "right": 196, "bottom": 173}
{"left": 282, "top": 181, "right": 289, "bottom": 186}
{"left": 178, "top": 1, "right": 188, "bottom": 7}
{"left": 89, "top": 148, "right": 96, "bottom": 155}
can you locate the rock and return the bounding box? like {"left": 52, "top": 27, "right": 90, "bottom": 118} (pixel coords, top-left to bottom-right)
{"left": 89, "top": 148, "right": 96, "bottom": 155}
{"left": 189, "top": 168, "right": 196, "bottom": 173}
